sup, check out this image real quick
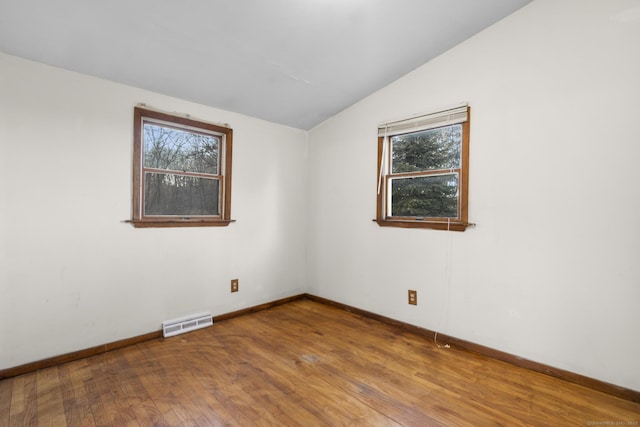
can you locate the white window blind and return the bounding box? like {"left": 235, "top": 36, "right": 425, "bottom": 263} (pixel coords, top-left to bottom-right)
{"left": 378, "top": 103, "right": 468, "bottom": 137}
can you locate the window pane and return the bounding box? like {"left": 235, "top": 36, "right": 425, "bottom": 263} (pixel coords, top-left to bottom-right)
{"left": 144, "top": 173, "right": 220, "bottom": 216}
{"left": 391, "top": 174, "right": 458, "bottom": 218}
{"left": 143, "top": 123, "right": 219, "bottom": 174}
{"left": 391, "top": 124, "right": 461, "bottom": 173}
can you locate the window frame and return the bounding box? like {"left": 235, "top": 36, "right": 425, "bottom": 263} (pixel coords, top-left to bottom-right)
{"left": 130, "top": 106, "right": 233, "bottom": 228}
{"left": 375, "top": 106, "right": 470, "bottom": 231}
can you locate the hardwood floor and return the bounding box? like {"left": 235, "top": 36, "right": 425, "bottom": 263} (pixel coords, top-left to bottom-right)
{"left": 1, "top": 299, "right": 638, "bottom": 426}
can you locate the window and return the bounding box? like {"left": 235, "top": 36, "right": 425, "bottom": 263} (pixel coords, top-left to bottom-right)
{"left": 376, "top": 105, "right": 470, "bottom": 231}
{"left": 130, "top": 107, "right": 233, "bottom": 227}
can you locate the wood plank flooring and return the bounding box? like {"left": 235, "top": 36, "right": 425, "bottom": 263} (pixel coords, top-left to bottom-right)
{"left": 1, "top": 299, "right": 639, "bottom": 426}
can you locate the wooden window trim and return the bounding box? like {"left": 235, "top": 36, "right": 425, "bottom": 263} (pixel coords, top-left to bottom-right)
{"left": 129, "top": 107, "right": 234, "bottom": 228}
{"left": 375, "top": 108, "right": 471, "bottom": 231}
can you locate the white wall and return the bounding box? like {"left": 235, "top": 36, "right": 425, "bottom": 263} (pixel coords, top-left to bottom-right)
{"left": 307, "top": 0, "right": 640, "bottom": 391}
{"left": 0, "top": 52, "right": 308, "bottom": 369}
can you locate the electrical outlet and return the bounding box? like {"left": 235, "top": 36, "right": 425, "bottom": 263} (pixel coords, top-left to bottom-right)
{"left": 408, "top": 290, "right": 417, "bottom": 305}
{"left": 231, "top": 279, "right": 239, "bottom": 293}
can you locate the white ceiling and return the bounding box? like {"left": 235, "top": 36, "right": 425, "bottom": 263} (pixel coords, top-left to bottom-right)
{"left": 0, "top": 0, "right": 531, "bottom": 130}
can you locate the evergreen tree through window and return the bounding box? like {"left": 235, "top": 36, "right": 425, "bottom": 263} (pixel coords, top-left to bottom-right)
{"left": 376, "top": 105, "right": 470, "bottom": 231}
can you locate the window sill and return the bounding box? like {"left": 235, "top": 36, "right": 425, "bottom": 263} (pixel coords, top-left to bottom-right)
{"left": 373, "top": 219, "right": 472, "bottom": 232}
{"left": 126, "top": 219, "right": 235, "bottom": 228}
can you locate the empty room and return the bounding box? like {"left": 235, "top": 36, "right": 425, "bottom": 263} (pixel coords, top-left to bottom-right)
{"left": 1, "top": 0, "right": 639, "bottom": 425}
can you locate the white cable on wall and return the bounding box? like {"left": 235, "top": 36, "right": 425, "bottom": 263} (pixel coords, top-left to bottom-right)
{"left": 435, "top": 218, "right": 453, "bottom": 349}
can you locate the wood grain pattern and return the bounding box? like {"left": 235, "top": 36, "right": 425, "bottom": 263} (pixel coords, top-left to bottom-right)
{"left": 0, "top": 331, "right": 163, "bottom": 381}
{"left": 306, "top": 294, "right": 640, "bottom": 403}
{"left": 1, "top": 299, "right": 638, "bottom": 426}
{"left": 0, "top": 296, "right": 301, "bottom": 382}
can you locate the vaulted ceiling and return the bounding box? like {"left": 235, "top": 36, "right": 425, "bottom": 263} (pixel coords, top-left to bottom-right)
{"left": 0, "top": 0, "right": 531, "bottom": 129}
